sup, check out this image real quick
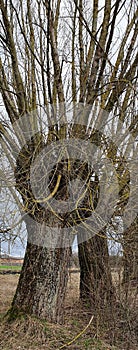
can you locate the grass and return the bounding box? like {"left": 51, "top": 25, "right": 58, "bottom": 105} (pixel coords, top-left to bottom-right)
{"left": 0, "top": 265, "right": 21, "bottom": 271}
{"left": 0, "top": 315, "right": 118, "bottom": 350}
{"left": 0, "top": 272, "right": 137, "bottom": 350}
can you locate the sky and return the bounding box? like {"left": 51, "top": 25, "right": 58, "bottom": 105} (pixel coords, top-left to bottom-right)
{"left": 1, "top": 237, "right": 26, "bottom": 258}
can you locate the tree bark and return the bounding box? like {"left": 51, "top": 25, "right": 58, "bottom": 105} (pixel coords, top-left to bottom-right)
{"left": 78, "top": 231, "right": 115, "bottom": 310}
{"left": 10, "top": 225, "right": 71, "bottom": 323}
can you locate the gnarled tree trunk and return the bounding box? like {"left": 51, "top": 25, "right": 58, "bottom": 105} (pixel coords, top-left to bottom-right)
{"left": 9, "top": 139, "right": 72, "bottom": 324}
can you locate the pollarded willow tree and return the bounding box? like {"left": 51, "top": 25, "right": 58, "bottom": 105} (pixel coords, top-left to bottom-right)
{"left": 0, "top": 0, "right": 137, "bottom": 322}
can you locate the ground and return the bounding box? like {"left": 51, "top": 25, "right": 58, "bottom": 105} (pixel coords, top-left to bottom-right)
{"left": 0, "top": 268, "right": 137, "bottom": 350}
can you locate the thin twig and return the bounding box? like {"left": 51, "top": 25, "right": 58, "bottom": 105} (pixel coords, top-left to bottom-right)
{"left": 58, "top": 315, "right": 94, "bottom": 349}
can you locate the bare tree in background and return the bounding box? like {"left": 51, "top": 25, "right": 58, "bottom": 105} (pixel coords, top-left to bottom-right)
{"left": 0, "top": 0, "right": 137, "bottom": 323}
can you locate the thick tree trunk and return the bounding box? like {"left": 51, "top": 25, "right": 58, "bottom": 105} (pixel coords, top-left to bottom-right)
{"left": 10, "top": 224, "right": 71, "bottom": 324}
{"left": 123, "top": 217, "right": 138, "bottom": 285}
{"left": 11, "top": 139, "right": 73, "bottom": 323}
{"left": 78, "top": 232, "right": 115, "bottom": 310}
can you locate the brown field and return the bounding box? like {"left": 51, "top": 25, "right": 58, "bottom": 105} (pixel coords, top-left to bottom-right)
{"left": 0, "top": 258, "right": 24, "bottom": 265}
{"left": 0, "top": 270, "right": 137, "bottom": 350}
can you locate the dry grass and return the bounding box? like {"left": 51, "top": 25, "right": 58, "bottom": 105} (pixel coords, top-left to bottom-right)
{"left": 0, "top": 271, "right": 137, "bottom": 350}
{"left": 0, "top": 275, "right": 19, "bottom": 315}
